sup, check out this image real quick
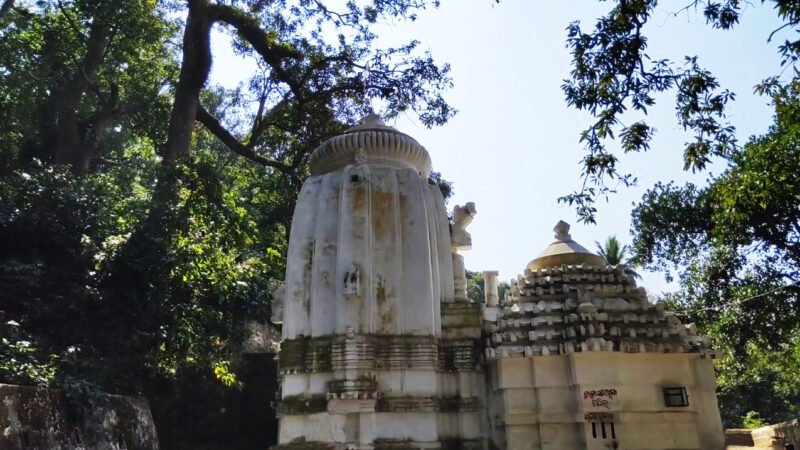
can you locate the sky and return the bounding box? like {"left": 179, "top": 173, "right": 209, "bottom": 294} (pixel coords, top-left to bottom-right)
{"left": 210, "top": 1, "right": 786, "bottom": 295}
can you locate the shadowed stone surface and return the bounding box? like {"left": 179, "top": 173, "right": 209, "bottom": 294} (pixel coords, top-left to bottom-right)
{"left": 0, "top": 383, "right": 158, "bottom": 450}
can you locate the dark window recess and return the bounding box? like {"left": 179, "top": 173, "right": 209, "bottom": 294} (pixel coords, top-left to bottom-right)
{"left": 20, "top": 430, "right": 30, "bottom": 447}
{"left": 351, "top": 175, "right": 361, "bottom": 183}
{"left": 591, "top": 422, "right": 615, "bottom": 439}
{"left": 663, "top": 387, "right": 689, "bottom": 407}
{"left": 71, "top": 428, "right": 83, "bottom": 446}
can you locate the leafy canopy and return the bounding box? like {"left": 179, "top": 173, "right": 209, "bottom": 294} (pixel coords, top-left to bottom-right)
{"left": 0, "top": 0, "right": 455, "bottom": 398}
{"left": 560, "top": 0, "right": 800, "bottom": 223}
{"left": 632, "top": 79, "right": 800, "bottom": 427}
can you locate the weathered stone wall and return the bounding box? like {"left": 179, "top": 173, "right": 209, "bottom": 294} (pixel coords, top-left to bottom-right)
{"left": 725, "top": 418, "right": 800, "bottom": 449}
{"left": 0, "top": 383, "right": 159, "bottom": 450}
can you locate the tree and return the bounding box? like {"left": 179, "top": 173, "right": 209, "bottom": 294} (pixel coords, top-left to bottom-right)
{"left": 559, "top": 0, "right": 800, "bottom": 224}
{"left": 0, "top": 0, "right": 177, "bottom": 175}
{"left": 558, "top": 1, "right": 800, "bottom": 426}
{"left": 631, "top": 80, "right": 800, "bottom": 427}
{"left": 0, "top": 1, "right": 455, "bottom": 446}
{"left": 594, "top": 235, "right": 641, "bottom": 279}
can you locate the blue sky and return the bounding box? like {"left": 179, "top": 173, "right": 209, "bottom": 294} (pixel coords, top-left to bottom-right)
{"left": 211, "top": 1, "right": 786, "bottom": 295}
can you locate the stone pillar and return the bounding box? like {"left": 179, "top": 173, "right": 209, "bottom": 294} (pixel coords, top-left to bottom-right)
{"left": 483, "top": 270, "right": 499, "bottom": 306}
{"left": 453, "top": 253, "right": 468, "bottom": 301}
{"left": 451, "top": 203, "right": 476, "bottom": 302}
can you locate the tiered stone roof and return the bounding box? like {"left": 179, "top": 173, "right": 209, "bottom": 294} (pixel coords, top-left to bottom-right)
{"left": 484, "top": 221, "right": 711, "bottom": 359}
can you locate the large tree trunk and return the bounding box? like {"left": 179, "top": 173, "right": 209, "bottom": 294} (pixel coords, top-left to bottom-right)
{"left": 52, "top": 20, "right": 110, "bottom": 175}
{"left": 99, "top": 1, "right": 216, "bottom": 378}
{"left": 162, "top": 0, "right": 213, "bottom": 162}
{"left": 0, "top": 0, "right": 14, "bottom": 19}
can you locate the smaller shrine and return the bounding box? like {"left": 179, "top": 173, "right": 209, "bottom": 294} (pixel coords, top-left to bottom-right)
{"left": 482, "top": 221, "right": 724, "bottom": 449}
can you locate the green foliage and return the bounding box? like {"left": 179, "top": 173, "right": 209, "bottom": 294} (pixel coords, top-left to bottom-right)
{"left": 0, "top": 1, "right": 454, "bottom": 447}
{"left": 560, "top": 1, "right": 800, "bottom": 223}
{"left": 743, "top": 411, "right": 766, "bottom": 429}
{"left": 594, "top": 235, "right": 640, "bottom": 279}
{"left": 0, "top": 0, "right": 177, "bottom": 173}
{"left": 633, "top": 80, "right": 800, "bottom": 427}
{"left": 429, "top": 170, "right": 454, "bottom": 202}
{"left": 465, "top": 270, "right": 509, "bottom": 304}
{"left": 0, "top": 320, "right": 59, "bottom": 386}
{"left": 466, "top": 271, "right": 485, "bottom": 303}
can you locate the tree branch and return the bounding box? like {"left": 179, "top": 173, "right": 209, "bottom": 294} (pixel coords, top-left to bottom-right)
{"left": 207, "top": 3, "right": 303, "bottom": 95}
{"left": 56, "top": 0, "right": 87, "bottom": 43}
{"left": 162, "top": 0, "right": 213, "bottom": 161}
{"left": 768, "top": 22, "right": 793, "bottom": 43}
{"left": 196, "top": 105, "right": 293, "bottom": 174}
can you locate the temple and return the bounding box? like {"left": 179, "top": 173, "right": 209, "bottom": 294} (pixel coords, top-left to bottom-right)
{"left": 270, "top": 115, "right": 725, "bottom": 449}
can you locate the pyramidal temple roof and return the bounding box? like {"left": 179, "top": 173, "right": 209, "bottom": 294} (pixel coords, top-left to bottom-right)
{"left": 527, "top": 221, "right": 606, "bottom": 270}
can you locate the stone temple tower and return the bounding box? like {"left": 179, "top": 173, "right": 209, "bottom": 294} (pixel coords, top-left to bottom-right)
{"left": 273, "top": 115, "right": 484, "bottom": 449}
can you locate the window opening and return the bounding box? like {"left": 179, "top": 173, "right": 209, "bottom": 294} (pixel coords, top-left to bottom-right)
{"left": 663, "top": 387, "right": 689, "bottom": 407}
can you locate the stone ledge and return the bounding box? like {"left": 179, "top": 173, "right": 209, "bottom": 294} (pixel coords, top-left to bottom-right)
{"left": 374, "top": 439, "right": 482, "bottom": 450}
{"left": 377, "top": 396, "right": 480, "bottom": 413}
{"left": 276, "top": 396, "right": 481, "bottom": 415}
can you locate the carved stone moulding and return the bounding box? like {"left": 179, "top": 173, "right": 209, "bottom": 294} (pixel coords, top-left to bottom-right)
{"left": 374, "top": 439, "right": 482, "bottom": 450}
{"left": 279, "top": 334, "right": 482, "bottom": 374}
{"left": 271, "top": 441, "right": 335, "bottom": 450}
{"left": 277, "top": 396, "right": 480, "bottom": 415}
{"left": 279, "top": 336, "right": 334, "bottom": 373}
{"left": 485, "top": 335, "right": 697, "bottom": 359}
{"left": 377, "top": 396, "right": 480, "bottom": 413}
{"left": 440, "top": 340, "right": 482, "bottom": 371}
{"left": 276, "top": 395, "right": 329, "bottom": 415}
{"left": 272, "top": 441, "right": 483, "bottom": 450}
{"left": 328, "top": 378, "right": 379, "bottom": 396}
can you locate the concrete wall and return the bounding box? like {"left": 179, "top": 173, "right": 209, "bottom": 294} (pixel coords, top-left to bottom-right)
{"left": 488, "top": 353, "right": 725, "bottom": 450}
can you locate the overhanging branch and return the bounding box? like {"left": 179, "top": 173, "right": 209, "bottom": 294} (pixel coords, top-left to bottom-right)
{"left": 207, "top": 3, "right": 303, "bottom": 95}
{"left": 196, "top": 105, "right": 293, "bottom": 174}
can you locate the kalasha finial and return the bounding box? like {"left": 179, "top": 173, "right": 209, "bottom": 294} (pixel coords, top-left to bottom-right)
{"left": 346, "top": 112, "right": 392, "bottom": 133}
{"left": 361, "top": 112, "right": 385, "bottom": 127}
{"left": 554, "top": 220, "right": 571, "bottom": 241}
